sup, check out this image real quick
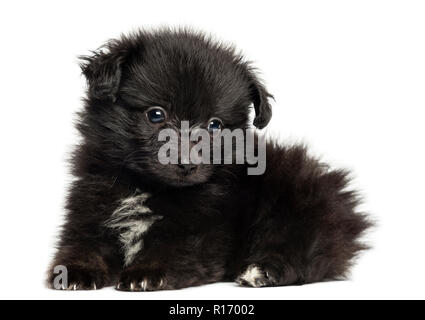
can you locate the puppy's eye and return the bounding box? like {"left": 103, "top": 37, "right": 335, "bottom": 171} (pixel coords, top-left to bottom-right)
{"left": 207, "top": 118, "right": 223, "bottom": 132}
{"left": 146, "top": 107, "right": 166, "bottom": 124}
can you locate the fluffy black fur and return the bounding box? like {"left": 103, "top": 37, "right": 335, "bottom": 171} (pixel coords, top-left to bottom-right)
{"left": 48, "top": 28, "right": 371, "bottom": 291}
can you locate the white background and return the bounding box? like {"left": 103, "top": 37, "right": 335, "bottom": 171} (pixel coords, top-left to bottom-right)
{"left": 0, "top": 0, "right": 424, "bottom": 300}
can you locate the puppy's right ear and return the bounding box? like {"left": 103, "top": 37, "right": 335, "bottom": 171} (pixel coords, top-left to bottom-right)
{"left": 79, "top": 48, "right": 126, "bottom": 102}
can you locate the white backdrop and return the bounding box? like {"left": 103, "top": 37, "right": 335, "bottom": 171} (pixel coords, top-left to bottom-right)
{"left": 0, "top": 0, "right": 424, "bottom": 300}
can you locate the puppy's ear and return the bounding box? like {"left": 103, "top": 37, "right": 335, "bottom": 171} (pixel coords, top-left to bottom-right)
{"left": 79, "top": 47, "right": 126, "bottom": 102}
{"left": 248, "top": 73, "right": 273, "bottom": 129}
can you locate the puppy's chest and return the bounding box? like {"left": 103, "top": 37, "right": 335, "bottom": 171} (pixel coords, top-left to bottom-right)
{"left": 104, "top": 192, "right": 162, "bottom": 266}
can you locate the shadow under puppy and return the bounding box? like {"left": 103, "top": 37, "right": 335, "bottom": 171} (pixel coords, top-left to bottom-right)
{"left": 48, "top": 29, "right": 371, "bottom": 291}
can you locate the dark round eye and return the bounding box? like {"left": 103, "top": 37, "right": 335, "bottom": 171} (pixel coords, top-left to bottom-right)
{"left": 146, "top": 107, "right": 166, "bottom": 124}
{"left": 207, "top": 118, "right": 223, "bottom": 132}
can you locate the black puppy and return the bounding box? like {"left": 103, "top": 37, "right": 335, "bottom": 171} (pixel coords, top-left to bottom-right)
{"left": 48, "top": 29, "right": 371, "bottom": 291}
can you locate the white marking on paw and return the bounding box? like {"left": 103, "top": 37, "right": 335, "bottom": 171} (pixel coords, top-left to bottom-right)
{"left": 105, "top": 192, "right": 162, "bottom": 266}
{"left": 237, "top": 265, "right": 265, "bottom": 287}
{"left": 141, "top": 279, "right": 147, "bottom": 291}
{"left": 66, "top": 283, "right": 76, "bottom": 291}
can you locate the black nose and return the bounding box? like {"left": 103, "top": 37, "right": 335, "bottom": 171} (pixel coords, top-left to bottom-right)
{"left": 177, "top": 164, "right": 198, "bottom": 175}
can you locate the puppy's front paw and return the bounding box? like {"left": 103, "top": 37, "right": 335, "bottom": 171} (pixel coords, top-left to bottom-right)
{"left": 236, "top": 265, "right": 277, "bottom": 288}
{"left": 48, "top": 265, "right": 105, "bottom": 290}
{"left": 116, "top": 268, "right": 168, "bottom": 292}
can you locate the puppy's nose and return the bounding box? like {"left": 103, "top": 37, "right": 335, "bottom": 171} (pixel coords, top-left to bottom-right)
{"left": 177, "top": 164, "right": 198, "bottom": 175}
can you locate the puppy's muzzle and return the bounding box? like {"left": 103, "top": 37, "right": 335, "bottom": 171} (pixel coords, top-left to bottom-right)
{"left": 177, "top": 163, "right": 198, "bottom": 176}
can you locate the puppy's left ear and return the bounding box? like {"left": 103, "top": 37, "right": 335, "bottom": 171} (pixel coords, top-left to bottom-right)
{"left": 79, "top": 47, "right": 126, "bottom": 102}
{"left": 248, "top": 73, "right": 273, "bottom": 129}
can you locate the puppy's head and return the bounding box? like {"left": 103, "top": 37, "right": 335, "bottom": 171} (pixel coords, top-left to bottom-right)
{"left": 79, "top": 29, "right": 273, "bottom": 187}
